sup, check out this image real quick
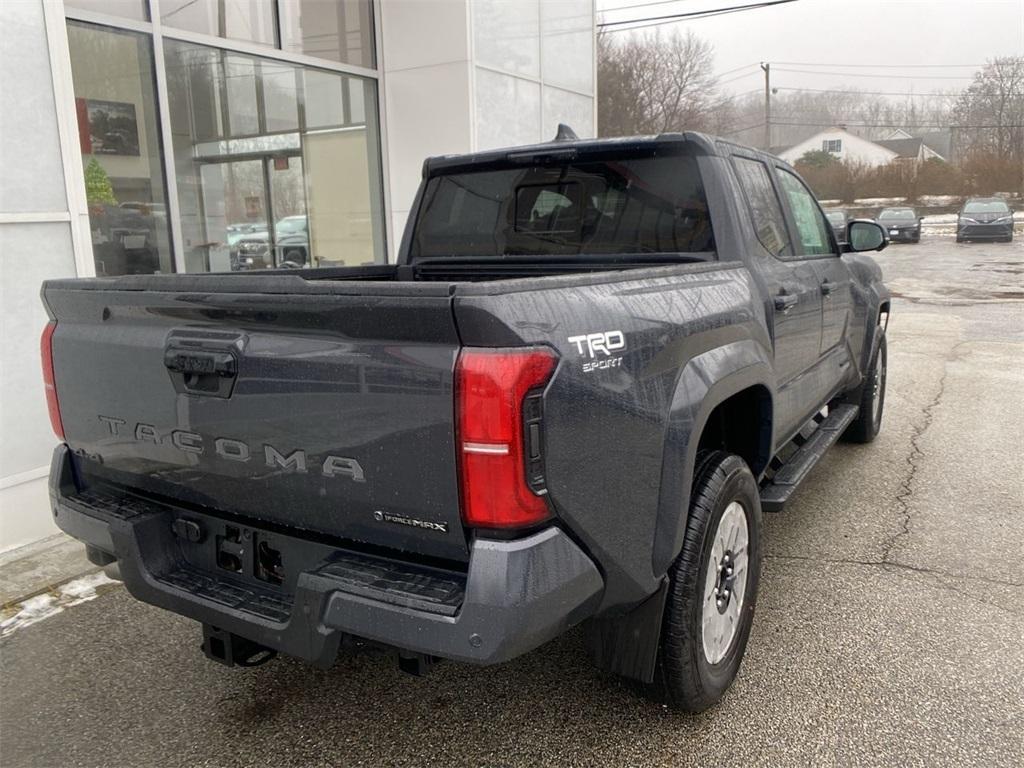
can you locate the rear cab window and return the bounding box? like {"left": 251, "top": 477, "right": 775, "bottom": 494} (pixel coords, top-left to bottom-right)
{"left": 410, "top": 151, "right": 714, "bottom": 260}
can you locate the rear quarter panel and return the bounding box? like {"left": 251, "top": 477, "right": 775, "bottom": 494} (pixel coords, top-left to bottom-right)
{"left": 454, "top": 263, "right": 772, "bottom": 609}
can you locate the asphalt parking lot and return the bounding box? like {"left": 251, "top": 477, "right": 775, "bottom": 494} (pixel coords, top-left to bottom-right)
{"left": 2, "top": 233, "right": 1022, "bottom": 768}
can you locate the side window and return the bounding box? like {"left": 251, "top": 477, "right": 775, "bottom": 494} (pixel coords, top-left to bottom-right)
{"left": 775, "top": 169, "right": 833, "bottom": 256}
{"left": 732, "top": 157, "right": 791, "bottom": 257}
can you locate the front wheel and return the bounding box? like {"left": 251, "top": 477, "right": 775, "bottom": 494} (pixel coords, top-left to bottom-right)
{"left": 844, "top": 332, "right": 887, "bottom": 443}
{"left": 644, "top": 451, "right": 762, "bottom": 712}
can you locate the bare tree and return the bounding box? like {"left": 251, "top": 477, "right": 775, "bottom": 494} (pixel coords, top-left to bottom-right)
{"left": 952, "top": 56, "right": 1024, "bottom": 165}
{"left": 598, "top": 29, "right": 729, "bottom": 137}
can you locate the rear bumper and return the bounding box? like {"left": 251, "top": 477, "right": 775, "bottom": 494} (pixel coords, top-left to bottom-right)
{"left": 49, "top": 445, "right": 603, "bottom": 667}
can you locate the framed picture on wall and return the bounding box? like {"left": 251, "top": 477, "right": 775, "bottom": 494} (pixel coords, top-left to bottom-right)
{"left": 84, "top": 99, "right": 140, "bottom": 156}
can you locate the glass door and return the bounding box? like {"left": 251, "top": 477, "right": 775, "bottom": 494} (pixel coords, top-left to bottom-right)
{"left": 268, "top": 155, "right": 309, "bottom": 267}
{"left": 199, "top": 159, "right": 268, "bottom": 272}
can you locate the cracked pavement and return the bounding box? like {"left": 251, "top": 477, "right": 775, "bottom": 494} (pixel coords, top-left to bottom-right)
{"left": 2, "top": 234, "right": 1023, "bottom": 767}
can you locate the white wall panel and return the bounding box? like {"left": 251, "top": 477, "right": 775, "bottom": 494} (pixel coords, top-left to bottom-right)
{"left": 385, "top": 61, "right": 473, "bottom": 235}
{"left": 0, "top": 224, "right": 76, "bottom": 479}
{"left": 0, "top": 0, "right": 68, "bottom": 214}
{"left": 381, "top": 0, "right": 470, "bottom": 72}
{"left": 541, "top": 0, "right": 593, "bottom": 94}
{"left": 542, "top": 85, "right": 593, "bottom": 140}
{"left": 474, "top": 0, "right": 540, "bottom": 78}
{"left": 475, "top": 68, "right": 541, "bottom": 150}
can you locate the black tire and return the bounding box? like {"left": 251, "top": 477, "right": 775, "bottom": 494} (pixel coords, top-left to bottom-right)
{"left": 955, "top": 234, "right": 964, "bottom": 243}
{"left": 643, "top": 451, "right": 763, "bottom": 712}
{"left": 844, "top": 332, "right": 887, "bottom": 443}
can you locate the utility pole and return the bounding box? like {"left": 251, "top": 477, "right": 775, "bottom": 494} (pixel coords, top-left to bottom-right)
{"left": 761, "top": 62, "right": 771, "bottom": 151}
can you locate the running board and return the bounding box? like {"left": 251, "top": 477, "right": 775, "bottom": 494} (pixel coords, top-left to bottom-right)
{"left": 759, "top": 404, "right": 859, "bottom": 512}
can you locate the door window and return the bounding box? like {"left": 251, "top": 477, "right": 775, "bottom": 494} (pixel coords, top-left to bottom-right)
{"left": 775, "top": 169, "right": 833, "bottom": 256}
{"left": 732, "top": 157, "right": 791, "bottom": 257}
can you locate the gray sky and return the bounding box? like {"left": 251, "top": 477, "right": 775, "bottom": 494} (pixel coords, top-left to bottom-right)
{"left": 596, "top": 0, "right": 1024, "bottom": 97}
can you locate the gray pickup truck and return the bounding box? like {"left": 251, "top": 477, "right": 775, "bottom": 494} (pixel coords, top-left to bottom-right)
{"left": 41, "top": 131, "right": 890, "bottom": 712}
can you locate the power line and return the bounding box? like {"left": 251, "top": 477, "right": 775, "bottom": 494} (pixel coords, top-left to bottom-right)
{"left": 600, "top": 0, "right": 700, "bottom": 13}
{"left": 722, "top": 120, "right": 766, "bottom": 135}
{"left": 775, "top": 86, "right": 959, "bottom": 98}
{"left": 773, "top": 68, "right": 975, "bottom": 80}
{"left": 772, "top": 61, "right": 983, "bottom": 69}
{"left": 717, "top": 69, "right": 763, "bottom": 86}
{"left": 597, "top": 0, "right": 798, "bottom": 30}
{"left": 714, "top": 61, "right": 760, "bottom": 79}
{"left": 607, "top": 4, "right": 793, "bottom": 32}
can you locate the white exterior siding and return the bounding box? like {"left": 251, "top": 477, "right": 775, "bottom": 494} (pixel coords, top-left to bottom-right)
{"left": 779, "top": 129, "right": 898, "bottom": 167}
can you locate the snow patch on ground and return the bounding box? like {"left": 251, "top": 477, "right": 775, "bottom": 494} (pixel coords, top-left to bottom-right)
{"left": 852, "top": 197, "right": 908, "bottom": 206}
{"left": 1, "top": 572, "right": 118, "bottom": 637}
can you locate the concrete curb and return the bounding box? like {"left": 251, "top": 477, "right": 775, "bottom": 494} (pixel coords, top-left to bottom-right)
{"left": 0, "top": 534, "right": 98, "bottom": 608}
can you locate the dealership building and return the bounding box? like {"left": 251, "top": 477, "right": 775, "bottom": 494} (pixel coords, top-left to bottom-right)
{"left": 0, "top": 0, "right": 597, "bottom": 551}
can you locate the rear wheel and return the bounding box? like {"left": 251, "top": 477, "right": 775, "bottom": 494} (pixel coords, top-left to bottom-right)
{"left": 644, "top": 451, "right": 762, "bottom": 712}
{"left": 844, "top": 332, "right": 887, "bottom": 443}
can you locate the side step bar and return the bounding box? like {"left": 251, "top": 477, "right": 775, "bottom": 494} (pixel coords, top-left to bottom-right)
{"left": 759, "top": 404, "right": 859, "bottom": 512}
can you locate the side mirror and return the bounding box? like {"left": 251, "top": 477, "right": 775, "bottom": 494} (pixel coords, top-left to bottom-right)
{"left": 919, "top": 216, "right": 925, "bottom": 221}
{"left": 844, "top": 220, "right": 888, "bottom": 253}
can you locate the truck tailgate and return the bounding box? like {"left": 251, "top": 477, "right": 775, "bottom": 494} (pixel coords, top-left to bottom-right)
{"left": 43, "top": 281, "right": 468, "bottom": 562}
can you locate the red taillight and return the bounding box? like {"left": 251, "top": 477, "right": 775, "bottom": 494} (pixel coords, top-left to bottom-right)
{"left": 41, "top": 321, "right": 64, "bottom": 440}
{"left": 456, "top": 347, "right": 557, "bottom": 528}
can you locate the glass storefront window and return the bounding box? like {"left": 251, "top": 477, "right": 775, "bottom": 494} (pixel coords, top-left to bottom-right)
{"left": 67, "top": 21, "right": 174, "bottom": 275}
{"left": 159, "top": 0, "right": 277, "bottom": 47}
{"left": 64, "top": 0, "right": 149, "bottom": 22}
{"left": 163, "top": 38, "right": 385, "bottom": 272}
{"left": 280, "top": 0, "right": 375, "bottom": 69}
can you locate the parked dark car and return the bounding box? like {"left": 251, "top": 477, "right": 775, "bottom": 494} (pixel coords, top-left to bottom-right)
{"left": 229, "top": 216, "right": 309, "bottom": 270}
{"left": 956, "top": 198, "right": 1015, "bottom": 243}
{"left": 876, "top": 207, "right": 922, "bottom": 243}
{"left": 89, "top": 203, "right": 161, "bottom": 275}
{"left": 274, "top": 215, "right": 310, "bottom": 266}
{"left": 41, "top": 131, "right": 890, "bottom": 713}
{"left": 824, "top": 208, "right": 849, "bottom": 242}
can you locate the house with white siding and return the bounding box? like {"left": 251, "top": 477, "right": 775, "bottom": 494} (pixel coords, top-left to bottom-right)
{"left": 778, "top": 126, "right": 945, "bottom": 168}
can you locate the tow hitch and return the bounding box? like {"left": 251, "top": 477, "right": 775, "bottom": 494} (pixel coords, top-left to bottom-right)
{"left": 201, "top": 624, "right": 276, "bottom": 668}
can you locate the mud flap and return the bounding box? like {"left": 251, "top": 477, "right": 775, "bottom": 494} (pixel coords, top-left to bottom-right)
{"left": 583, "top": 577, "right": 668, "bottom": 684}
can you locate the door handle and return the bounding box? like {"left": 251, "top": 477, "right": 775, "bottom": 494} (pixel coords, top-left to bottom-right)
{"left": 821, "top": 280, "right": 838, "bottom": 296}
{"left": 164, "top": 331, "right": 245, "bottom": 398}
{"left": 164, "top": 349, "right": 236, "bottom": 378}
{"left": 774, "top": 293, "right": 798, "bottom": 312}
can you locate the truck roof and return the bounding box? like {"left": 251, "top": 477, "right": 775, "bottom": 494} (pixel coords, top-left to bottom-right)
{"left": 422, "top": 131, "right": 751, "bottom": 177}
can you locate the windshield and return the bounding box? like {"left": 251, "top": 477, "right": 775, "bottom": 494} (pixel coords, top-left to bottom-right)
{"left": 411, "top": 153, "right": 713, "bottom": 259}
{"left": 275, "top": 217, "right": 307, "bottom": 235}
{"left": 963, "top": 201, "right": 1010, "bottom": 214}
{"left": 878, "top": 208, "right": 917, "bottom": 221}
{"left": 825, "top": 211, "right": 846, "bottom": 224}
